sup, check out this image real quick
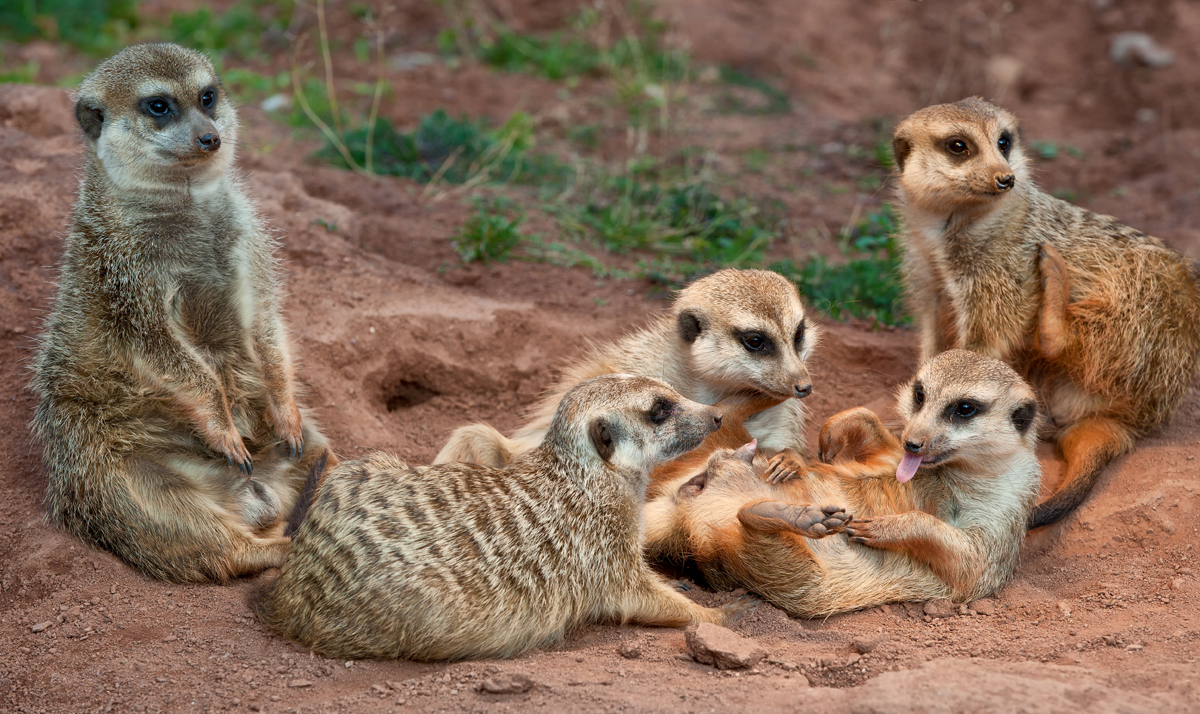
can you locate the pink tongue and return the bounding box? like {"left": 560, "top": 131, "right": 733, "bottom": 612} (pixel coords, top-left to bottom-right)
{"left": 896, "top": 453, "right": 922, "bottom": 483}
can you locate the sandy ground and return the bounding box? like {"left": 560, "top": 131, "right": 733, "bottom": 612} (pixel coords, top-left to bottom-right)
{"left": 2, "top": 1, "right": 1200, "bottom": 711}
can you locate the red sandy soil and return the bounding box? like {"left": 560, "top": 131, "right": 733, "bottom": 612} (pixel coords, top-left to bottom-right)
{"left": 1, "top": 1, "right": 1199, "bottom": 712}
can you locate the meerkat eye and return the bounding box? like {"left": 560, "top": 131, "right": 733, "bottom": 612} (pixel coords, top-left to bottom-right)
{"left": 143, "top": 98, "right": 171, "bottom": 117}
{"left": 793, "top": 321, "right": 805, "bottom": 351}
{"left": 997, "top": 133, "right": 1012, "bottom": 156}
{"left": 739, "top": 333, "right": 769, "bottom": 353}
{"left": 951, "top": 401, "right": 978, "bottom": 420}
{"left": 648, "top": 398, "right": 675, "bottom": 425}
{"left": 946, "top": 139, "right": 969, "bottom": 156}
{"left": 912, "top": 382, "right": 925, "bottom": 409}
{"left": 200, "top": 89, "right": 217, "bottom": 109}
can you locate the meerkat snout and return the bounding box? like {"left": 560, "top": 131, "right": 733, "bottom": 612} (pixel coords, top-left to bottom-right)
{"left": 995, "top": 173, "right": 1015, "bottom": 191}
{"left": 197, "top": 131, "right": 220, "bottom": 152}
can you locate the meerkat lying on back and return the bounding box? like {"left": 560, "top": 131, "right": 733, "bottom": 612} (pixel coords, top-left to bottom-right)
{"left": 892, "top": 98, "right": 1200, "bottom": 529}
{"left": 256, "top": 375, "right": 737, "bottom": 661}
{"left": 30, "top": 44, "right": 331, "bottom": 583}
{"left": 644, "top": 350, "right": 1041, "bottom": 616}
{"left": 436, "top": 268, "right": 819, "bottom": 472}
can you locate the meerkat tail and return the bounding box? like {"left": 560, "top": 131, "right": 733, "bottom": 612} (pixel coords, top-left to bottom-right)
{"left": 433, "top": 423, "right": 517, "bottom": 467}
{"left": 1029, "top": 417, "right": 1135, "bottom": 529}
{"left": 285, "top": 451, "right": 331, "bottom": 537}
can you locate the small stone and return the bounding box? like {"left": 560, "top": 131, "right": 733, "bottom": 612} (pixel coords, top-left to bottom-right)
{"left": 163, "top": 635, "right": 177, "bottom": 642}
{"left": 618, "top": 640, "right": 643, "bottom": 659}
{"left": 155, "top": 677, "right": 167, "bottom": 683}
{"left": 30, "top": 621, "right": 52, "bottom": 633}
{"left": 1057, "top": 601, "right": 1073, "bottom": 618}
{"left": 386, "top": 681, "right": 404, "bottom": 691}
{"left": 684, "top": 623, "right": 767, "bottom": 670}
{"left": 269, "top": 696, "right": 281, "bottom": 702}
{"left": 479, "top": 672, "right": 535, "bottom": 694}
{"left": 923, "top": 598, "right": 956, "bottom": 618}
{"left": 1172, "top": 578, "right": 1185, "bottom": 590}
{"left": 851, "top": 637, "right": 884, "bottom": 654}
{"left": 968, "top": 599, "right": 997, "bottom": 616}
{"left": 371, "top": 684, "right": 388, "bottom": 695}
{"left": 288, "top": 679, "right": 314, "bottom": 688}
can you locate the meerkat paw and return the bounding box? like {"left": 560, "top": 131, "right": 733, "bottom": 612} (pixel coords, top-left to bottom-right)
{"left": 270, "top": 401, "right": 305, "bottom": 459}
{"left": 718, "top": 592, "right": 762, "bottom": 624}
{"left": 738, "top": 501, "right": 852, "bottom": 538}
{"left": 844, "top": 515, "right": 899, "bottom": 548}
{"left": 207, "top": 425, "right": 254, "bottom": 476}
{"left": 764, "top": 449, "right": 806, "bottom": 483}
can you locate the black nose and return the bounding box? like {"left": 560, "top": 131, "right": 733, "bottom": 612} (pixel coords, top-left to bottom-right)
{"left": 713, "top": 414, "right": 723, "bottom": 428}
{"left": 794, "top": 383, "right": 813, "bottom": 398}
{"left": 197, "top": 133, "right": 221, "bottom": 152}
{"left": 904, "top": 439, "right": 924, "bottom": 454}
{"left": 995, "top": 174, "right": 1015, "bottom": 191}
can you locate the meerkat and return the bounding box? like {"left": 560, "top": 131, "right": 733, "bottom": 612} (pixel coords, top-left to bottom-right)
{"left": 643, "top": 350, "right": 1042, "bottom": 616}
{"left": 255, "top": 374, "right": 742, "bottom": 661}
{"left": 892, "top": 98, "right": 1200, "bottom": 529}
{"left": 435, "top": 268, "right": 819, "bottom": 476}
{"left": 30, "top": 43, "right": 331, "bottom": 583}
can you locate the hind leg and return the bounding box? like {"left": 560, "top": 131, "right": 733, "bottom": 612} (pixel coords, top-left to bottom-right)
{"left": 223, "top": 533, "right": 293, "bottom": 577}
{"left": 613, "top": 571, "right": 725, "bottom": 627}
{"left": 1030, "top": 417, "right": 1135, "bottom": 529}
{"left": 738, "top": 501, "right": 851, "bottom": 538}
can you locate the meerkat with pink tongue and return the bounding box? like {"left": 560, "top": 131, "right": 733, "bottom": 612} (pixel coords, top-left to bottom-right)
{"left": 435, "top": 268, "right": 819, "bottom": 474}
{"left": 643, "top": 350, "right": 1041, "bottom": 615}
{"left": 892, "top": 97, "right": 1200, "bottom": 529}
{"left": 31, "top": 44, "right": 331, "bottom": 583}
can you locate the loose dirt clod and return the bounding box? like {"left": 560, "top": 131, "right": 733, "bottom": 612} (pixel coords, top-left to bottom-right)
{"left": 479, "top": 673, "right": 535, "bottom": 694}
{"left": 685, "top": 623, "right": 767, "bottom": 670}
{"left": 923, "top": 599, "right": 956, "bottom": 618}
{"left": 970, "top": 599, "right": 997, "bottom": 615}
{"left": 619, "top": 640, "right": 644, "bottom": 659}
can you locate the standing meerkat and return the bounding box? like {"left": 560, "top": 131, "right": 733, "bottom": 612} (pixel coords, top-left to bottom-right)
{"left": 435, "top": 268, "right": 819, "bottom": 473}
{"left": 30, "top": 43, "right": 331, "bottom": 583}
{"left": 256, "top": 374, "right": 738, "bottom": 661}
{"left": 892, "top": 97, "right": 1200, "bottom": 529}
{"left": 643, "top": 350, "right": 1042, "bottom": 616}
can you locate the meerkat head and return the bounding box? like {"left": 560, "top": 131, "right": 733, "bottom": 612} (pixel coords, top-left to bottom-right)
{"left": 673, "top": 439, "right": 759, "bottom": 502}
{"left": 893, "top": 349, "right": 1039, "bottom": 483}
{"left": 673, "top": 269, "right": 819, "bottom": 401}
{"left": 74, "top": 43, "right": 236, "bottom": 191}
{"left": 546, "top": 373, "right": 724, "bottom": 481}
{"left": 891, "top": 97, "right": 1028, "bottom": 216}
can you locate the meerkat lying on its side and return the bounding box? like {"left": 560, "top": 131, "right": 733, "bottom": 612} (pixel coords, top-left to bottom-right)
{"left": 643, "top": 350, "right": 1041, "bottom": 616}
{"left": 436, "top": 268, "right": 819, "bottom": 475}
{"left": 256, "top": 375, "right": 740, "bottom": 661}
{"left": 892, "top": 98, "right": 1200, "bottom": 529}
{"left": 30, "top": 44, "right": 331, "bottom": 583}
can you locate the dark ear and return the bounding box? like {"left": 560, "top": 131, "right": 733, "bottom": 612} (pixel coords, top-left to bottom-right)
{"left": 75, "top": 99, "right": 104, "bottom": 140}
{"left": 1011, "top": 400, "right": 1037, "bottom": 435}
{"left": 891, "top": 134, "right": 912, "bottom": 172}
{"left": 589, "top": 418, "right": 616, "bottom": 462}
{"left": 677, "top": 309, "right": 704, "bottom": 344}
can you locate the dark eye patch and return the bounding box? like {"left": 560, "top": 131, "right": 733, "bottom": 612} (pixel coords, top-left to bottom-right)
{"left": 998, "top": 131, "right": 1013, "bottom": 158}
{"left": 735, "top": 330, "right": 774, "bottom": 354}
{"left": 200, "top": 86, "right": 218, "bottom": 114}
{"left": 944, "top": 137, "right": 972, "bottom": 159}
{"left": 140, "top": 96, "right": 176, "bottom": 126}
{"left": 648, "top": 398, "right": 674, "bottom": 425}
{"left": 793, "top": 320, "right": 806, "bottom": 352}
{"left": 1011, "top": 400, "right": 1037, "bottom": 434}
{"left": 912, "top": 381, "right": 925, "bottom": 410}
{"left": 946, "top": 399, "right": 989, "bottom": 423}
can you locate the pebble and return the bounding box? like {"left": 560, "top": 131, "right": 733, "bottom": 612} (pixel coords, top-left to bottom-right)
{"left": 288, "top": 679, "right": 314, "bottom": 688}
{"left": 30, "top": 621, "right": 52, "bottom": 633}
{"left": 163, "top": 635, "right": 177, "bottom": 642}
{"left": 851, "top": 637, "right": 884, "bottom": 654}
{"left": 923, "top": 598, "right": 956, "bottom": 618}
{"left": 685, "top": 623, "right": 767, "bottom": 670}
{"left": 968, "top": 599, "right": 997, "bottom": 616}
{"left": 1057, "top": 601, "right": 1073, "bottom": 618}
{"left": 618, "top": 640, "right": 644, "bottom": 659}
{"left": 479, "top": 672, "right": 535, "bottom": 694}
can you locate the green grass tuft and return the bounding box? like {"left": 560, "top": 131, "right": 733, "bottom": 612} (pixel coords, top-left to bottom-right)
{"left": 0, "top": 0, "right": 138, "bottom": 54}
{"left": 452, "top": 197, "right": 528, "bottom": 264}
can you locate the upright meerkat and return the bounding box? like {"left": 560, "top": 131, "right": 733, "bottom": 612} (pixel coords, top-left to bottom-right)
{"left": 892, "top": 98, "right": 1200, "bottom": 529}
{"left": 30, "top": 44, "right": 330, "bottom": 583}
{"left": 643, "top": 350, "right": 1042, "bottom": 616}
{"left": 256, "top": 375, "right": 736, "bottom": 661}
{"left": 435, "top": 268, "right": 819, "bottom": 472}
